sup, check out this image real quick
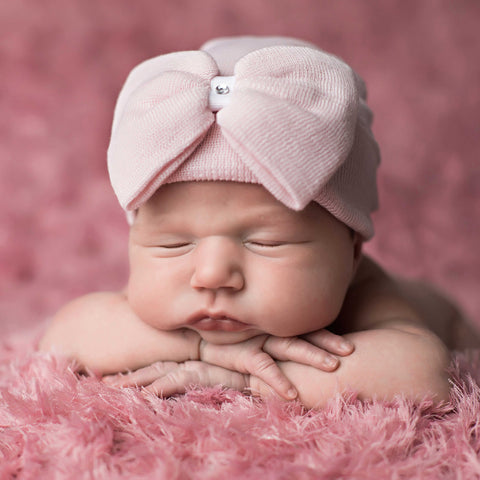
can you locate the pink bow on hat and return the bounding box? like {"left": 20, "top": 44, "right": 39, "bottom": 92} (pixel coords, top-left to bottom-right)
{"left": 108, "top": 46, "right": 361, "bottom": 212}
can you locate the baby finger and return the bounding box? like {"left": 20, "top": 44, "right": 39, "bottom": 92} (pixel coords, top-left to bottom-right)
{"left": 102, "top": 361, "right": 180, "bottom": 388}
{"left": 244, "top": 350, "right": 298, "bottom": 400}
{"left": 144, "top": 361, "right": 248, "bottom": 397}
{"left": 263, "top": 336, "right": 339, "bottom": 371}
{"left": 302, "top": 330, "right": 354, "bottom": 356}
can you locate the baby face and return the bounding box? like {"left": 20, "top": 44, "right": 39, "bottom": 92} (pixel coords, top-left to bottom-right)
{"left": 127, "top": 182, "right": 360, "bottom": 345}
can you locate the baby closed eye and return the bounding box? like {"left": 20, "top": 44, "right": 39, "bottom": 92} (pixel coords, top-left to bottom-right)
{"left": 246, "top": 240, "right": 287, "bottom": 247}
{"left": 156, "top": 240, "right": 288, "bottom": 254}
{"left": 243, "top": 239, "right": 312, "bottom": 256}
{"left": 159, "top": 242, "right": 192, "bottom": 249}
{"left": 149, "top": 241, "right": 195, "bottom": 257}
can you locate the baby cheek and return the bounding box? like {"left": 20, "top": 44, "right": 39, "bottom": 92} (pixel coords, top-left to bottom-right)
{"left": 128, "top": 261, "right": 191, "bottom": 331}
{"left": 127, "top": 262, "right": 168, "bottom": 325}
{"left": 263, "top": 268, "right": 347, "bottom": 334}
{"left": 249, "top": 270, "right": 309, "bottom": 333}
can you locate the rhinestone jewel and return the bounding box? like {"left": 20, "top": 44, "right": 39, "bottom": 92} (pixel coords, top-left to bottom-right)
{"left": 215, "top": 84, "right": 230, "bottom": 95}
{"left": 209, "top": 76, "right": 235, "bottom": 112}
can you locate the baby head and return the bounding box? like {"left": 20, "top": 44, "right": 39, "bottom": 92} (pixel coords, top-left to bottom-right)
{"left": 107, "top": 36, "right": 380, "bottom": 343}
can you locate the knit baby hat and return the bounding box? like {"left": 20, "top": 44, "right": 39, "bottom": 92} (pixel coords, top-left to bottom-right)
{"left": 108, "top": 36, "right": 380, "bottom": 239}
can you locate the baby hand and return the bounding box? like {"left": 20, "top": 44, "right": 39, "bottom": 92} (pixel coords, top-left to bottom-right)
{"left": 198, "top": 331, "right": 354, "bottom": 400}
{"left": 104, "top": 361, "right": 249, "bottom": 398}
{"left": 103, "top": 330, "right": 353, "bottom": 401}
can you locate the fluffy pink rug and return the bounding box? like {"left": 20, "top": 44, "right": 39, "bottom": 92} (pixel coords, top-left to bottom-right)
{"left": 2, "top": 1, "right": 480, "bottom": 478}
{"left": 2, "top": 338, "right": 480, "bottom": 478}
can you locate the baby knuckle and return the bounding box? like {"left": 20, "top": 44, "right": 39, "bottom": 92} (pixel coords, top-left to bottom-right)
{"left": 152, "top": 362, "right": 166, "bottom": 373}
{"left": 250, "top": 352, "right": 275, "bottom": 374}
{"left": 304, "top": 348, "right": 323, "bottom": 363}
{"left": 171, "top": 369, "right": 193, "bottom": 385}
{"left": 281, "top": 336, "right": 298, "bottom": 353}
{"left": 183, "top": 360, "right": 202, "bottom": 372}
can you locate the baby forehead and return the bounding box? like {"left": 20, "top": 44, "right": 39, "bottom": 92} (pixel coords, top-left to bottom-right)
{"left": 136, "top": 181, "right": 327, "bottom": 226}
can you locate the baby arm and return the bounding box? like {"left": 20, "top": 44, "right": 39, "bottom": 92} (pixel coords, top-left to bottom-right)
{"left": 38, "top": 292, "right": 201, "bottom": 374}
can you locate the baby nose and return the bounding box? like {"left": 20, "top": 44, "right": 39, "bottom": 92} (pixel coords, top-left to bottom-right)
{"left": 190, "top": 237, "right": 244, "bottom": 291}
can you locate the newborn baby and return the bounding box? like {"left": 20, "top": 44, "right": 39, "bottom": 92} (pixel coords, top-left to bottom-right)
{"left": 40, "top": 36, "right": 475, "bottom": 409}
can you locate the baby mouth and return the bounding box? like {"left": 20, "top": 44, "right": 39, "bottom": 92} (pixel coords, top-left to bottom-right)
{"left": 188, "top": 313, "right": 249, "bottom": 332}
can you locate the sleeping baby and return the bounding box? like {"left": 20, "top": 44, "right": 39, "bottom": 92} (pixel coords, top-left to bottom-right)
{"left": 40, "top": 36, "right": 477, "bottom": 409}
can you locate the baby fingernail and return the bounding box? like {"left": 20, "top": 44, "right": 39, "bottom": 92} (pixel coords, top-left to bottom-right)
{"left": 287, "top": 388, "right": 298, "bottom": 399}
{"left": 340, "top": 341, "right": 354, "bottom": 353}
{"left": 325, "top": 356, "right": 339, "bottom": 368}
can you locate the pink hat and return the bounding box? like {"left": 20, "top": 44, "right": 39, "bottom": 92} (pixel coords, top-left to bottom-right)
{"left": 108, "top": 36, "right": 380, "bottom": 239}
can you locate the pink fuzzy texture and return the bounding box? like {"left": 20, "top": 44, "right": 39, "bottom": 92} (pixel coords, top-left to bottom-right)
{"left": 1, "top": 343, "right": 480, "bottom": 478}
{"left": 1, "top": 1, "right": 480, "bottom": 477}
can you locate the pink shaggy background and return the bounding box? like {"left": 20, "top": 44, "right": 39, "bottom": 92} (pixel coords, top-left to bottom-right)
{"left": 1, "top": 1, "right": 480, "bottom": 478}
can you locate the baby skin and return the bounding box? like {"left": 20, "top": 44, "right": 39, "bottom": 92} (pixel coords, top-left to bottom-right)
{"left": 40, "top": 182, "right": 467, "bottom": 409}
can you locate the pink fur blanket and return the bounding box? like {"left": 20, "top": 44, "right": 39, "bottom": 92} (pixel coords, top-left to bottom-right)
{"left": 1, "top": 336, "right": 480, "bottom": 478}
{"left": 2, "top": 1, "right": 480, "bottom": 478}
